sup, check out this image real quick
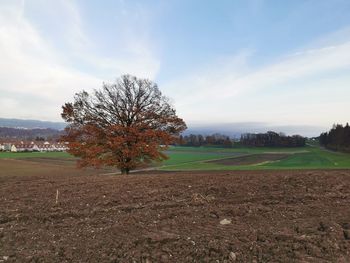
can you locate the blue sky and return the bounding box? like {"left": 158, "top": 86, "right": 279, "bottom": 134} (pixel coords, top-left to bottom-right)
{"left": 0, "top": 0, "right": 350, "bottom": 135}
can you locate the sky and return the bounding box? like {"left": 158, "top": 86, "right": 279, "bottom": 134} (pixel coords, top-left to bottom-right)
{"left": 0, "top": 0, "right": 350, "bottom": 136}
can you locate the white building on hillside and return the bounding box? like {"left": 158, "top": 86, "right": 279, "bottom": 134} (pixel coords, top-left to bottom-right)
{"left": 36, "top": 144, "right": 53, "bottom": 152}
{"left": 52, "top": 142, "right": 69, "bottom": 151}
{"left": 4, "top": 141, "right": 68, "bottom": 153}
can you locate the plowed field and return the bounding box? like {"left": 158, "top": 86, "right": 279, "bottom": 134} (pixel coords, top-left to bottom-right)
{"left": 0, "top": 162, "right": 349, "bottom": 262}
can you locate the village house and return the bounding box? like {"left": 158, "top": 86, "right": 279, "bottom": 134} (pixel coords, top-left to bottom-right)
{"left": 36, "top": 143, "right": 53, "bottom": 152}
{"left": 52, "top": 142, "right": 69, "bottom": 152}
{"left": 4, "top": 143, "right": 12, "bottom": 151}
{"left": 11, "top": 143, "right": 35, "bottom": 152}
{"left": 0, "top": 142, "right": 14, "bottom": 151}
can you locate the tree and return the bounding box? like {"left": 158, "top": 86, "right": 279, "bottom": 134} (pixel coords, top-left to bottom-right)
{"left": 240, "top": 131, "right": 306, "bottom": 147}
{"left": 319, "top": 123, "right": 350, "bottom": 153}
{"left": 61, "top": 75, "right": 187, "bottom": 174}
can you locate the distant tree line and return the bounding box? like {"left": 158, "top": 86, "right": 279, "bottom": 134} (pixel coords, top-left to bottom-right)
{"left": 319, "top": 124, "right": 350, "bottom": 153}
{"left": 240, "top": 131, "right": 306, "bottom": 147}
{"left": 177, "top": 133, "right": 233, "bottom": 147}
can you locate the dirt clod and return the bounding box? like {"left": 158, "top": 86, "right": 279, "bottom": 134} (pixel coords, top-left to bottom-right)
{"left": 229, "top": 251, "right": 237, "bottom": 261}
{"left": 220, "top": 219, "right": 232, "bottom": 225}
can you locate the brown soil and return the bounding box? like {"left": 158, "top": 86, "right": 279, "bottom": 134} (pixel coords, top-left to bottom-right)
{"left": 0, "top": 166, "right": 350, "bottom": 262}
{"left": 0, "top": 159, "right": 114, "bottom": 180}
{"left": 208, "top": 153, "right": 290, "bottom": 165}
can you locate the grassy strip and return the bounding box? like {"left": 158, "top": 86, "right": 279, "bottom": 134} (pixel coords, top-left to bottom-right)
{"left": 0, "top": 151, "right": 72, "bottom": 159}
{"left": 2, "top": 145, "right": 349, "bottom": 171}
{"left": 161, "top": 146, "right": 350, "bottom": 170}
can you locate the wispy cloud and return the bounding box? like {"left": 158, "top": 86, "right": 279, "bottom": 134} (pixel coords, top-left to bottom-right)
{"left": 0, "top": 1, "right": 101, "bottom": 120}
{"left": 0, "top": 0, "right": 348, "bottom": 132}
{"left": 165, "top": 34, "right": 350, "bottom": 127}
{"left": 0, "top": 0, "right": 160, "bottom": 121}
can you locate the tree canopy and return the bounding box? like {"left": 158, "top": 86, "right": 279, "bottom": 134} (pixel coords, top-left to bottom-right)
{"left": 319, "top": 123, "right": 350, "bottom": 153}
{"left": 61, "top": 75, "right": 187, "bottom": 174}
{"left": 240, "top": 131, "right": 306, "bottom": 147}
{"left": 177, "top": 133, "right": 233, "bottom": 148}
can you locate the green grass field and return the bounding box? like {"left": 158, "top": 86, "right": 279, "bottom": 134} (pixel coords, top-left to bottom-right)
{"left": 160, "top": 145, "right": 350, "bottom": 170}
{"left": 0, "top": 151, "right": 72, "bottom": 159}
{"left": 1, "top": 144, "right": 349, "bottom": 171}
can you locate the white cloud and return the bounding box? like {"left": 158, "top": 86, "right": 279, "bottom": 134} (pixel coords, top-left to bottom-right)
{"left": 0, "top": 0, "right": 160, "bottom": 121}
{"left": 0, "top": 1, "right": 101, "bottom": 120}
{"left": 1, "top": 0, "right": 348, "bottom": 130}
{"left": 164, "top": 35, "right": 350, "bottom": 127}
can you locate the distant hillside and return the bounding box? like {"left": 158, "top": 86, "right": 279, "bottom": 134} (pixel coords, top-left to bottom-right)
{"left": 0, "top": 118, "right": 66, "bottom": 130}
{"left": 0, "top": 118, "right": 325, "bottom": 138}
{"left": 0, "top": 127, "right": 63, "bottom": 140}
